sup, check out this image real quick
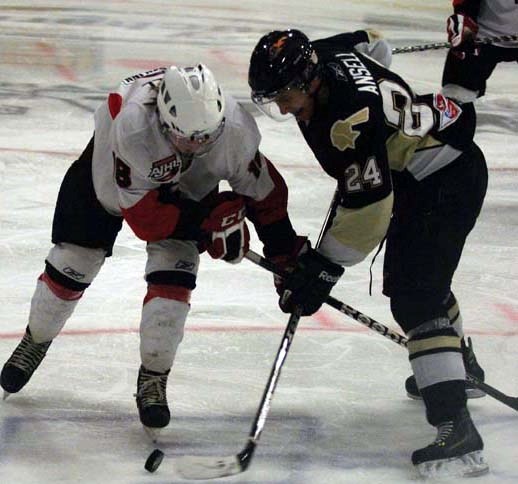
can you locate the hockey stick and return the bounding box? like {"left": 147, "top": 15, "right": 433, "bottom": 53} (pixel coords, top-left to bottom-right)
{"left": 145, "top": 307, "right": 304, "bottom": 479}
{"left": 316, "top": 187, "right": 340, "bottom": 246}
{"left": 245, "top": 250, "right": 518, "bottom": 413}
{"left": 144, "top": 195, "right": 340, "bottom": 479}
{"left": 392, "top": 33, "right": 518, "bottom": 55}
{"left": 164, "top": 306, "right": 304, "bottom": 479}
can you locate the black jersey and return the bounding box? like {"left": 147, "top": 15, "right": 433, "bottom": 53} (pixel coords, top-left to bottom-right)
{"left": 301, "top": 33, "right": 476, "bottom": 266}
{"left": 300, "top": 33, "right": 476, "bottom": 210}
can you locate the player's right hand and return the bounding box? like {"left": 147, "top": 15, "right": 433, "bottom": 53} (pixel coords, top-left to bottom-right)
{"left": 268, "top": 235, "right": 309, "bottom": 296}
{"left": 447, "top": 13, "right": 478, "bottom": 48}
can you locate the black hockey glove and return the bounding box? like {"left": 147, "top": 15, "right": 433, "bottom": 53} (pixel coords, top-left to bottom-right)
{"left": 279, "top": 249, "right": 344, "bottom": 316}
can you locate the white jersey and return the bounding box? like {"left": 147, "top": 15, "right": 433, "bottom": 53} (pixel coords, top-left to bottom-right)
{"left": 478, "top": 0, "right": 518, "bottom": 47}
{"left": 92, "top": 68, "right": 270, "bottom": 215}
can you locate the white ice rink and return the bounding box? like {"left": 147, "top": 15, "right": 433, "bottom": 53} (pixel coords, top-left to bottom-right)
{"left": 0, "top": 1, "right": 517, "bottom": 483}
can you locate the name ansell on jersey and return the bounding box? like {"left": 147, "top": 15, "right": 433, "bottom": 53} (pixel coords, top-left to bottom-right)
{"left": 336, "top": 52, "right": 379, "bottom": 95}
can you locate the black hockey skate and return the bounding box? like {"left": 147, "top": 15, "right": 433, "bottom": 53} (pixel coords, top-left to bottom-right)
{"left": 405, "top": 337, "right": 485, "bottom": 400}
{"left": 412, "top": 408, "right": 488, "bottom": 478}
{"left": 135, "top": 365, "right": 171, "bottom": 437}
{"left": 1, "top": 327, "right": 52, "bottom": 397}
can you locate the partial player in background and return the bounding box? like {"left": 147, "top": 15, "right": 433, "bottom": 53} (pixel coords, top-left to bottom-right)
{"left": 419, "top": 0, "right": 518, "bottom": 403}
{"left": 442, "top": 0, "right": 518, "bottom": 102}
{"left": 248, "top": 28, "right": 489, "bottom": 478}
{"left": 0, "top": 64, "right": 301, "bottom": 438}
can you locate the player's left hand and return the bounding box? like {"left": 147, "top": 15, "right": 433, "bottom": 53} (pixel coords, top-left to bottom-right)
{"left": 201, "top": 192, "right": 250, "bottom": 264}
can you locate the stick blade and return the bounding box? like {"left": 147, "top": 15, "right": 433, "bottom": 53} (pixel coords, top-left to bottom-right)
{"left": 175, "top": 454, "right": 243, "bottom": 480}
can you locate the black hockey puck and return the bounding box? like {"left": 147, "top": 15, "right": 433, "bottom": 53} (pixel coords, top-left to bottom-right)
{"left": 145, "top": 448, "right": 165, "bottom": 473}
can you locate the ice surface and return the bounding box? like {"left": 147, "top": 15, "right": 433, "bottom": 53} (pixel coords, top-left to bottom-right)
{"left": 0, "top": 1, "right": 517, "bottom": 483}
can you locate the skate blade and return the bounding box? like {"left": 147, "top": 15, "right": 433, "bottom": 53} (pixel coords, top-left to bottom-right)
{"left": 466, "top": 387, "right": 486, "bottom": 399}
{"left": 415, "top": 450, "right": 489, "bottom": 479}
{"left": 407, "top": 389, "right": 486, "bottom": 401}
{"left": 144, "top": 426, "right": 162, "bottom": 443}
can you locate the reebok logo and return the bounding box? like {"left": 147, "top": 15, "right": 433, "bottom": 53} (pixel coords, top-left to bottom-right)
{"left": 318, "top": 271, "right": 340, "bottom": 283}
{"left": 63, "top": 266, "right": 85, "bottom": 280}
{"left": 175, "top": 260, "right": 195, "bottom": 271}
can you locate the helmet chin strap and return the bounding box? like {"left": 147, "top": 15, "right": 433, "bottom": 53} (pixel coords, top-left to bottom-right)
{"left": 307, "top": 77, "right": 324, "bottom": 111}
{"left": 294, "top": 78, "right": 321, "bottom": 123}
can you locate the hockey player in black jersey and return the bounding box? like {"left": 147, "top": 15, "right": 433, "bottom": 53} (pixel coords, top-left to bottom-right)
{"left": 249, "top": 29, "right": 489, "bottom": 478}
{"left": 442, "top": 0, "right": 518, "bottom": 102}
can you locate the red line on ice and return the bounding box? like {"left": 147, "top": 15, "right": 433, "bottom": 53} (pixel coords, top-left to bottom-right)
{"left": 313, "top": 309, "right": 344, "bottom": 330}
{"left": 36, "top": 41, "right": 77, "bottom": 82}
{"left": 0, "top": 147, "right": 78, "bottom": 157}
{"left": 495, "top": 303, "right": 518, "bottom": 324}
{"left": 0, "top": 325, "right": 515, "bottom": 340}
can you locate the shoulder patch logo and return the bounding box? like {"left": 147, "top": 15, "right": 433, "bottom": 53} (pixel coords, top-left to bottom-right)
{"left": 330, "top": 107, "right": 370, "bottom": 151}
{"left": 433, "top": 93, "right": 462, "bottom": 131}
{"left": 148, "top": 154, "right": 181, "bottom": 182}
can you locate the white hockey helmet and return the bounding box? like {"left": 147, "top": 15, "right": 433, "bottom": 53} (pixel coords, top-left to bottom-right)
{"left": 157, "top": 64, "right": 225, "bottom": 152}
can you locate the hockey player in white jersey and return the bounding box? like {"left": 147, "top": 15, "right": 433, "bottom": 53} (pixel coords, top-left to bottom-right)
{"left": 442, "top": 0, "right": 518, "bottom": 102}
{"left": 0, "top": 64, "right": 302, "bottom": 434}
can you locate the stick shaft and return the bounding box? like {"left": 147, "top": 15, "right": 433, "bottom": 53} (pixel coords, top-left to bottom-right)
{"left": 245, "top": 250, "right": 518, "bottom": 412}
{"left": 248, "top": 308, "right": 302, "bottom": 445}
{"left": 392, "top": 33, "right": 518, "bottom": 55}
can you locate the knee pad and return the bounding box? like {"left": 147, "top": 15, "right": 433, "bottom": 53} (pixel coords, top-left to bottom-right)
{"left": 408, "top": 318, "right": 465, "bottom": 391}
{"left": 28, "top": 243, "right": 106, "bottom": 343}
{"left": 145, "top": 239, "right": 199, "bottom": 287}
{"left": 46, "top": 242, "right": 106, "bottom": 287}
{"left": 390, "top": 293, "right": 447, "bottom": 334}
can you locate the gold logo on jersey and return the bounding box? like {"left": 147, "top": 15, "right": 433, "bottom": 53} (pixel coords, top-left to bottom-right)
{"left": 330, "top": 107, "right": 370, "bottom": 151}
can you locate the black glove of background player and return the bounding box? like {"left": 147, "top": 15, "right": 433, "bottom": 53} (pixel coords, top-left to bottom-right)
{"left": 446, "top": 13, "right": 479, "bottom": 58}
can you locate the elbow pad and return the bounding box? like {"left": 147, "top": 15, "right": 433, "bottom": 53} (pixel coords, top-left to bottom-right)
{"left": 355, "top": 29, "right": 392, "bottom": 68}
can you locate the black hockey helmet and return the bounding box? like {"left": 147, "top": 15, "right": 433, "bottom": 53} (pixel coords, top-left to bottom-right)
{"left": 248, "top": 29, "right": 319, "bottom": 104}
